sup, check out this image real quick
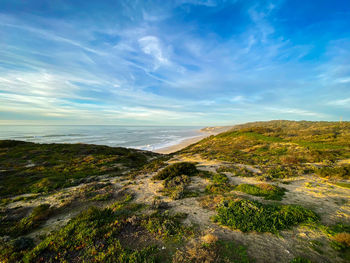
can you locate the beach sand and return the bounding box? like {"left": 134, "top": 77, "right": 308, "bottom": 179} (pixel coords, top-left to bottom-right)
{"left": 155, "top": 126, "right": 233, "bottom": 154}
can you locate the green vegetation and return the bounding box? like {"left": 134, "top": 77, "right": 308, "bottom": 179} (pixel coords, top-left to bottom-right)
{"left": 0, "top": 204, "right": 53, "bottom": 238}
{"left": 315, "top": 165, "right": 350, "bottom": 179}
{"left": 152, "top": 162, "right": 199, "bottom": 199}
{"left": 142, "top": 211, "right": 194, "bottom": 242}
{"left": 205, "top": 173, "right": 234, "bottom": 194}
{"left": 0, "top": 140, "right": 158, "bottom": 198}
{"left": 0, "top": 194, "right": 195, "bottom": 262}
{"left": 89, "top": 192, "right": 113, "bottom": 201}
{"left": 173, "top": 236, "right": 250, "bottom": 263}
{"left": 326, "top": 223, "right": 350, "bottom": 261}
{"left": 216, "top": 166, "right": 255, "bottom": 177}
{"left": 128, "top": 158, "right": 168, "bottom": 179}
{"left": 0, "top": 122, "right": 349, "bottom": 263}
{"left": 153, "top": 162, "right": 198, "bottom": 180}
{"left": 214, "top": 199, "right": 319, "bottom": 233}
{"left": 182, "top": 121, "right": 350, "bottom": 178}
{"left": 0, "top": 237, "right": 35, "bottom": 263}
{"left": 162, "top": 174, "right": 190, "bottom": 200}
{"left": 334, "top": 182, "right": 350, "bottom": 188}
{"left": 235, "top": 183, "right": 286, "bottom": 200}
{"left": 289, "top": 257, "right": 312, "bottom": 263}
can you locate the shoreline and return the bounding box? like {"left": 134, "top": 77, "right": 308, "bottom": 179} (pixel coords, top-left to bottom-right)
{"left": 154, "top": 125, "right": 233, "bottom": 154}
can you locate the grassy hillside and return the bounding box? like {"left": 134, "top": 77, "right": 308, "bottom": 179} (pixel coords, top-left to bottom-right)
{"left": 0, "top": 140, "right": 158, "bottom": 198}
{"left": 181, "top": 120, "right": 350, "bottom": 179}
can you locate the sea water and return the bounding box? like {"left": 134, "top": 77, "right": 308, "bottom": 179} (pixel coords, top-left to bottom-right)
{"left": 0, "top": 125, "right": 203, "bottom": 151}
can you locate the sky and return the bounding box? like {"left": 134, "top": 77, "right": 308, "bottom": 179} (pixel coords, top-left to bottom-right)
{"left": 0, "top": 0, "right": 349, "bottom": 125}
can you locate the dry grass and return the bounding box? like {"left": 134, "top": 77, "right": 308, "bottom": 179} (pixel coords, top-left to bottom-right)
{"left": 333, "top": 233, "right": 350, "bottom": 247}
{"left": 173, "top": 242, "right": 218, "bottom": 263}
{"left": 201, "top": 233, "right": 219, "bottom": 244}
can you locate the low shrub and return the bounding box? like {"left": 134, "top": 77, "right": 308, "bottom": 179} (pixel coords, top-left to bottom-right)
{"left": 214, "top": 199, "right": 319, "bottom": 233}
{"left": 142, "top": 159, "right": 167, "bottom": 173}
{"left": 15, "top": 204, "right": 53, "bottom": 236}
{"left": 172, "top": 238, "right": 250, "bottom": 263}
{"left": 235, "top": 183, "right": 286, "bottom": 200}
{"left": 21, "top": 197, "right": 172, "bottom": 262}
{"left": 212, "top": 173, "right": 229, "bottom": 185}
{"left": 335, "top": 182, "right": 350, "bottom": 188}
{"left": 216, "top": 166, "right": 255, "bottom": 177}
{"left": 162, "top": 175, "right": 190, "bottom": 200}
{"left": 89, "top": 192, "right": 112, "bottom": 201}
{"left": 326, "top": 223, "right": 350, "bottom": 261}
{"left": 333, "top": 233, "right": 350, "bottom": 248}
{"left": 316, "top": 165, "right": 350, "bottom": 179}
{"left": 205, "top": 173, "right": 234, "bottom": 194}
{"left": 142, "top": 211, "right": 193, "bottom": 242}
{"left": 153, "top": 162, "right": 198, "bottom": 180}
{"left": 0, "top": 237, "right": 34, "bottom": 263}
{"left": 264, "top": 165, "right": 297, "bottom": 179}
{"left": 205, "top": 184, "right": 233, "bottom": 194}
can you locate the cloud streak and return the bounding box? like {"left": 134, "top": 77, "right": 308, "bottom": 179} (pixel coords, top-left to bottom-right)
{"left": 0, "top": 0, "right": 349, "bottom": 124}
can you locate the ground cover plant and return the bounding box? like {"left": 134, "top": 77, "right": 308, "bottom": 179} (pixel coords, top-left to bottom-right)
{"left": 0, "top": 140, "right": 158, "bottom": 198}
{"left": 216, "top": 166, "right": 255, "bottom": 177}
{"left": 326, "top": 223, "right": 350, "bottom": 261}
{"left": 235, "top": 183, "right": 286, "bottom": 200}
{"left": 152, "top": 162, "right": 199, "bottom": 199}
{"left": 0, "top": 194, "right": 194, "bottom": 263}
{"left": 172, "top": 234, "right": 250, "bottom": 263}
{"left": 214, "top": 199, "right": 319, "bottom": 233}
{"left": 162, "top": 174, "right": 191, "bottom": 199}
{"left": 142, "top": 210, "right": 194, "bottom": 242}
{"left": 153, "top": 162, "right": 198, "bottom": 180}
{"left": 315, "top": 165, "right": 350, "bottom": 179}
{"left": 205, "top": 173, "right": 234, "bottom": 194}
{"left": 0, "top": 204, "right": 54, "bottom": 238}
{"left": 181, "top": 121, "right": 350, "bottom": 177}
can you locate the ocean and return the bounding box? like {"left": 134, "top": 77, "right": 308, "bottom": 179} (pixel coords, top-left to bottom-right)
{"left": 0, "top": 125, "right": 203, "bottom": 151}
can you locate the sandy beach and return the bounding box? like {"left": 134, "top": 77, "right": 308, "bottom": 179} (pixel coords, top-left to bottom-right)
{"left": 155, "top": 126, "right": 233, "bottom": 154}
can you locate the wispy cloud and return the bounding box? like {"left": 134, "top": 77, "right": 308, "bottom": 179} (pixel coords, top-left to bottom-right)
{"left": 0, "top": 0, "right": 349, "bottom": 124}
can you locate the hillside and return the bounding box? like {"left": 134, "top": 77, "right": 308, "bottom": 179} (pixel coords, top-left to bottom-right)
{"left": 1, "top": 121, "right": 349, "bottom": 263}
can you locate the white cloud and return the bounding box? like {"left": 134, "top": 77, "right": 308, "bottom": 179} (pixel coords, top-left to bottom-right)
{"left": 138, "top": 36, "right": 169, "bottom": 69}
{"left": 328, "top": 98, "right": 350, "bottom": 107}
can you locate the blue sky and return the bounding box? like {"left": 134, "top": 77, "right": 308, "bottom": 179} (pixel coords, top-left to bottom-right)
{"left": 0, "top": 0, "right": 349, "bottom": 125}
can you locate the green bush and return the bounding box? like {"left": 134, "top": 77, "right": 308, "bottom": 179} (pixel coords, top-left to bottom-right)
{"left": 214, "top": 199, "right": 319, "bottom": 233}
{"left": 15, "top": 204, "right": 53, "bottom": 236}
{"left": 212, "top": 173, "right": 229, "bottom": 185}
{"left": 0, "top": 237, "right": 34, "bottom": 263}
{"left": 153, "top": 162, "right": 198, "bottom": 180}
{"left": 235, "top": 183, "right": 286, "bottom": 200}
{"left": 163, "top": 175, "right": 190, "bottom": 200}
{"left": 142, "top": 211, "right": 193, "bottom": 242}
{"left": 216, "top": 166, "right": 255, "bottom": 177}
{"left": 315, "top": 165, "right": 350, "bottom": 179}
{"left": 205, "top": 173, "right": 234, "bottom": 194}
{"left": 265, "top": 166, "right": 296, "bottom": 179}
{"left": 172, "top": 239, "right": 250, "bottom": 263}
